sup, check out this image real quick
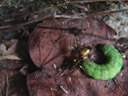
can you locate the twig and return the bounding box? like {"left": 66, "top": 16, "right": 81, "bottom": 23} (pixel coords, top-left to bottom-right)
{"left": 0, "top": 14, "right": 52, "bottom": 31}
{"left": 0, "top": 3, "right": 66, "bottom": 19}
{"left": 87, "top": 8, "right": 128, "bottom": 17}
{"left": 1, "top": 7, "right": 128, "bottom": 31}
{"left": 73, "top": 4, "right": 89, "bottom": 11}
{"left": 0, "top": 55, "right": 21, "bottom": 60}
{"left": 0, "top": 0, "right": 38, "bottom": 7}
{"left": 113, "top": 77, "right": 128, "bottom": 96}
{"left": 0, "top": 3, "right": 67, "bottom": 26}
{"left": 66, "top": 0, "right": 127, "bottom": 4}
{"left": 54, "top": 14, "right": 83, "bottom": 19}
{"left": 0, "top": 0, "right": 6, "bottom": 7}
{"left": 54, "top": 8, "right": 128, "bottom": 19}
{"left": 0, "top": 1, "right": 128, "bottom": 32}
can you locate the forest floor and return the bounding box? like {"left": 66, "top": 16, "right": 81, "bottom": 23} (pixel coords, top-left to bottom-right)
{"left": 0, "top": 0, "right": 128, "bottom": 96}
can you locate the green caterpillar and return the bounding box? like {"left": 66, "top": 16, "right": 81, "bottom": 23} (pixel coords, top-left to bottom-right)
{"left": 82, "top": 45, "right": 123, "bottom": 80}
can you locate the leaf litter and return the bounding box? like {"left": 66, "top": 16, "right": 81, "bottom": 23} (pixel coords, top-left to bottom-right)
{"left": 0, "top": 1, "right": 128, "bottom": 96}
{"left": 27, "top": 17, "right": 128, "bottom": 96}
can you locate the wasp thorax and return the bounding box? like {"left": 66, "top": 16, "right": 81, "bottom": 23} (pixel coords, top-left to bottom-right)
{"left": 80, "top": 48, "right": 90, "bottom": 60}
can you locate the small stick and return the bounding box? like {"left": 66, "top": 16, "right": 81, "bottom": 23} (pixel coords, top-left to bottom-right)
{"left": 113, "top": 77, "right": 128, "bottom": 96}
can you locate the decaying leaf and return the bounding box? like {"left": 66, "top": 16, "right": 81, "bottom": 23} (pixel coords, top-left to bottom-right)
{"left": 29, "top": 17, "right": 116, "bottom": 67}
{"left": 0, "top": 40, "right": 18, "bottom": 55}
{"left": 0, "top": 39, "right": 28, "bottom": 60}
{"left": 27, "top": 69, "right": 126, "bottom": 96}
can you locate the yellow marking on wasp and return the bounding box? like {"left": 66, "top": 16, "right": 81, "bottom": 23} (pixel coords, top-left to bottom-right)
{"left": 79, "top": 65, "right": 83, "bottom": 69}
{"left": 83, "top": 56, "right": 88, "bottom": 60}
{"left": 73, "top": 59, "right": 77, "bottom": 62}
{"left": 80, "top": 48, "right": 90, "bottom": 56}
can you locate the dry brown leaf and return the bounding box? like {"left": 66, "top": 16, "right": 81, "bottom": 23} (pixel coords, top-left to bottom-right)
{"left": 29, "top": 17, "right": 116, "bottom": 67}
